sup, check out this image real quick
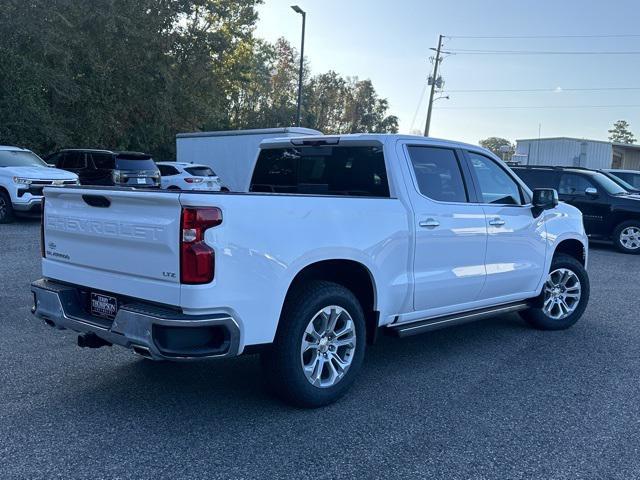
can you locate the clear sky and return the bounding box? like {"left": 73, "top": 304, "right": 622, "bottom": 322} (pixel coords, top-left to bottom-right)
{"left": 255, "top": 0, "right": 640, "bottom": 145}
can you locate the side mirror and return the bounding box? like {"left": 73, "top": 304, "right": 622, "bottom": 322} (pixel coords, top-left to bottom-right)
{"left": 585, "top": 187, "right": 598, "bottom": 197}
{"left": 532, "top": 188, "right": 558, "bottom": 216}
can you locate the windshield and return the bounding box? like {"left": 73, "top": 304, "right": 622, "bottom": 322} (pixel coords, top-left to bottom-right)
{"left": 592, "top": 171, "right": 629, "bottom": 195}
{"left": 0, "top": 150, "right": 48, "bottom": 168}
{"left": 185, "top": 166, "right": 216, "bottom": 177}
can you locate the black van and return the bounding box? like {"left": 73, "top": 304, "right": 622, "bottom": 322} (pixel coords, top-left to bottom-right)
{"left": 513, "top": 165, "right": 640, "bottom": 254}
{"left": 47, "top": 149, "right": 160, "bottom": 188}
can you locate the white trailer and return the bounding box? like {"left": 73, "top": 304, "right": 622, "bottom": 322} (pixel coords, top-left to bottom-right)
{"left": 176, "top": 128, "right": 321, "bottom": 191}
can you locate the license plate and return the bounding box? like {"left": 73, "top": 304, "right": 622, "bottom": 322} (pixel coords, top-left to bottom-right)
{"left": 136, "top": 178, "right": 146, "bottom": 184}
{"left": 90, "top": 293, "right": 118, "bottom": 320}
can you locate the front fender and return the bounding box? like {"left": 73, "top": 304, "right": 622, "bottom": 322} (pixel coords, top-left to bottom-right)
{"left": 534, "top": 203, "right": 588, "bottom": 294}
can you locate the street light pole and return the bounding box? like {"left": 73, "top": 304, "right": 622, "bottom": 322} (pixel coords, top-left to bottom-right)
{"left": 291, "top": 5, "right": 306, "bottom": 127}
{"left": 424, "top": 34, "right": 444, "bottom": 137}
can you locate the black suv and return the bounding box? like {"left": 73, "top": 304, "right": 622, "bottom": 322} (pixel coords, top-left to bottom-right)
{"left": 46, "top": 149, "right": 160, "bottom": 188}
{"left": 513, "top": 165, "right": 640, "bottom": 254}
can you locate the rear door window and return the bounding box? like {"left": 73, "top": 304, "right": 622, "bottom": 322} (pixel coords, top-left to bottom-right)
{"left": 513, "top": 169, "right": 560, "bottom": 190}
{"left": 158, "top": 165, "right": 179, "bottom": 176}
{"left": 406, "top": 146, "right": 468, "bottom": 202}
{"left": 61, "top": 151, "right": 86, "bottom": 169}
{"left": 250, "top": 146, "right": 389, "bottom": 197}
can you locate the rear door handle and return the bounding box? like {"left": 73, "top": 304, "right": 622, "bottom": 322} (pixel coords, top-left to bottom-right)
{"left": 419, "top": 219, "right": 440, "bottom": 228}
{"left": 489, "top": 218, "right": 505, "bottom": 226}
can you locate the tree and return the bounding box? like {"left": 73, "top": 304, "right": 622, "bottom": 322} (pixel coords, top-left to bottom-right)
{"left": 608, "top": 120, "right": 636, "bottom": 144}
{"left": 0, "top": 2, "right": 398, "bottom": 158}
{"left": 479, "top": 137, "right": 515, "bottom": 158}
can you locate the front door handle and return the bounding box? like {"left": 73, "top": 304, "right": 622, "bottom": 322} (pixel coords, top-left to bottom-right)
{"left": 489, "top": 218, "right": 505, "bottom": 226}
{"left": 419, "top": 218, "right": 440, "bottom": 228}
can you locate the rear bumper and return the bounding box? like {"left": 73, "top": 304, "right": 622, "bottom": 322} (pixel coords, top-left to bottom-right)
{"left": 30, "top": 278, "right": 241, "bottom": 361}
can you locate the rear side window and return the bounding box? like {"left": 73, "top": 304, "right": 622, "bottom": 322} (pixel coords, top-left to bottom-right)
{"left": 185, "top": 166, "right": 216, "bottom": 177}
{"left": 61, "top": 151, "right": 86, "bottom": 169}
{"left": 406, "top": 146, "right": 468, "bottom": 202}
{"left": 250, "top": 146, "right": 389, "bottom": 197}
{"left": 89, "top": 153, "right": 115, "bottom": 170}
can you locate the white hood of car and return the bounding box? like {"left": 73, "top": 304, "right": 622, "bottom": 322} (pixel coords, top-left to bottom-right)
{"left": 1, "top": 166, "right": 78, "bottom": 180}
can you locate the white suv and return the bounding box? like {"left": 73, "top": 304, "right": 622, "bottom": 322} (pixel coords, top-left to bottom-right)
{"left": 157, "top": 162, "right": 223, "bottom": 191}
{"left": 0, "top": 146, "right": 78, "bottom": 223}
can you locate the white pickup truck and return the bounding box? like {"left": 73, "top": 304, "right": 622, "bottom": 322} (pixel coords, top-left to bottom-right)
{"left": 32, "top": 134, "right": 590, "bottom": 407}
{"left": 0, "top": 146, "right": 78, "bottom": 223}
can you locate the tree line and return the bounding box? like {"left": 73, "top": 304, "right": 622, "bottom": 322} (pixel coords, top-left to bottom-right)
{"left": 0, "top": 0, "right": 398, "bottom": 159}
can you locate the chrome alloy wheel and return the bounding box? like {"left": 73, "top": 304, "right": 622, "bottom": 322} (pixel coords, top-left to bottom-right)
{"left": 300, "top": 306, "right": 356, "bottom": 388}
{"left": 620, "top": 226, "right": 640, "bottom": 250}
{"left": 543, "top": 268, "right": 582, "bottom": 320}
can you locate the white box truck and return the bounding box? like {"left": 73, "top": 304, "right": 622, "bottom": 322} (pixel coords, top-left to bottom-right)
{"left": 176, "top": 127, "right": 321, "bottom": 191}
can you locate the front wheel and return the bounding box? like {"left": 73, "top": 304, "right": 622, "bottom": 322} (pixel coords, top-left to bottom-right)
{"left": 613, "top": 220, "right": 640, "bottom": 254}
{"left": 520, "top": 253, "right": 590, "bottom": 330}
{"left": 261, "top": 281, "right": 366, "bottom": 408}
{"left": 0, "top": 190, "right": 15, "bottom": 224}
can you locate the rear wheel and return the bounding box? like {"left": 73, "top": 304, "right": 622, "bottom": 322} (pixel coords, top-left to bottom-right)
{"left": 0, "top": 191, "right": 15, "bottom": 224}
{"left": 520, "top": 253, "right": 589, "bottom": 330}
{"left": 613, "top": 220, "right": 640, "bottom": 254}
{"left": 261, "top": 281, "right": 366, "bottom": 408}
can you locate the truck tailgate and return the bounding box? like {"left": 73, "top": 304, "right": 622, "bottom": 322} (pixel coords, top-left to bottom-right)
{"left": 42, "top": 188, "right": 182, "bottom": 305}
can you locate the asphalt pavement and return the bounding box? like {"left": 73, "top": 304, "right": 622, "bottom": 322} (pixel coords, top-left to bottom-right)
{"left": 2, "top": 218, "right": 640, "bottom": 479}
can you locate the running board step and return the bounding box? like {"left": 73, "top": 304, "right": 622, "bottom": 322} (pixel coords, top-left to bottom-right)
{"left": 387, "top": 302, "right": 531, "bottom": 338}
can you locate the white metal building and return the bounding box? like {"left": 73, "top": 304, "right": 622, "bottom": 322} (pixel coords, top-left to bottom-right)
{"left": 513, "top": 137, "right": 640, "bottom": 170}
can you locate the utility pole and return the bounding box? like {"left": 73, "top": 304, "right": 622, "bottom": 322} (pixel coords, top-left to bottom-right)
{"left": 291, "top": 5, "right": 306, "bottom": 127}
{"left": 424, "top": 34, "right": 444, "bottom": 137}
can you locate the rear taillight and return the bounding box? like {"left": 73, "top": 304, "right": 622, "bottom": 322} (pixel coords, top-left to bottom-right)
{"left": 40, "top": 198, "right": 46, "bottom": 258}
{"left": 180, "top": 207, "right": 222, "bottom": 284}
{"left": 184, "top": 177, "right": 204, "bottom": 184}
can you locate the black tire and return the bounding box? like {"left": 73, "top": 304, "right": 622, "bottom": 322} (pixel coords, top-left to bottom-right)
{"left": 612, "top": 220, "right": 640, "bottom": 254}
{"left": 519, "top": 253, "right": 590, "bottom": 330}
{"left": 261, "top": 281, "right": 366, "bottom": 408}
{"left": 0, "top": 190, "right": 15, "bottom": 224}
{"left": 168, "top": 186, "right": 180, "bottom": 191}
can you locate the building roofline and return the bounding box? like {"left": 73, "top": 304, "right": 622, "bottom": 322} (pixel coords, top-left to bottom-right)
{"left": 516, "top": 136, "right": 640, "bottom": 151}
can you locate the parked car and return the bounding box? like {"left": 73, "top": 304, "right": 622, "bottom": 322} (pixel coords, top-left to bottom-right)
{"left": 157, "top": 162, "right": 223, "bottom": 191}
{"left": 0, "top": 146, "right": 78, "bottom": 223}
{"left": 603, "top": 169, "right": 640, "bottom": 191}
{"left": 32, "top": 134, "right": 590, "bottom": 407}
{"left": 513, "top": 165, "right": 640, "bottom": 253}
{"left": 594, "top": 169, "right": 640, "bottom": 195}
{"left": 47, "top": 149, "right": 160, "bottom": 188}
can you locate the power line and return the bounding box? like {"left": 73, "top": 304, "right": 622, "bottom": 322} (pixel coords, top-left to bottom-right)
{"left": 444, "top": 87, "right": 640, "bottom": 93}
{"left": 435, "top": 104, "right": 640, "bottom": 110}
{"left": 409, "top": 83, "right": 428, "bottom": 131}
{"left": 447, "top": 33, "right": 640, "bottom": 39}
{"left": 448, "top": 48, "right": 640, "bottom": 55}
